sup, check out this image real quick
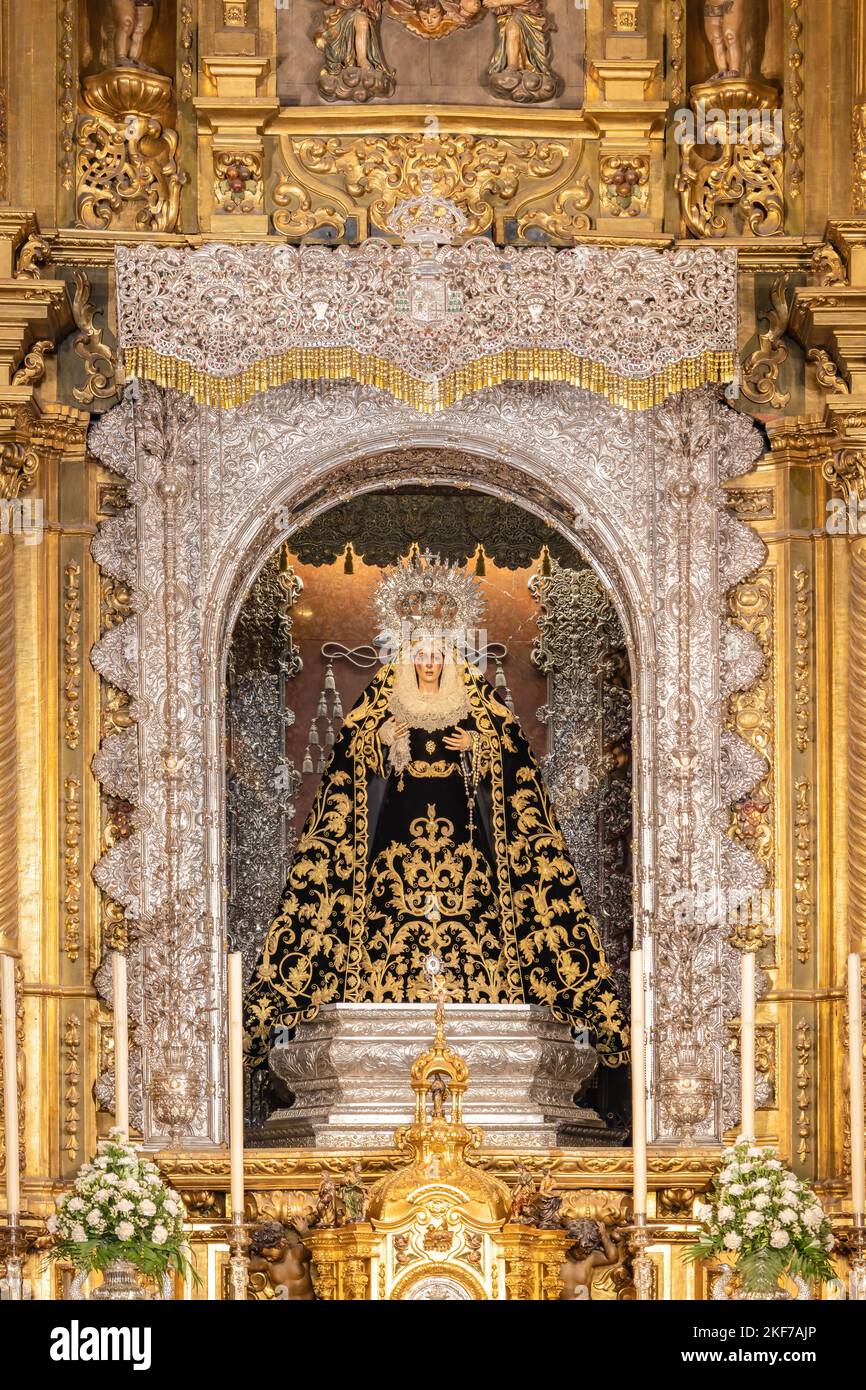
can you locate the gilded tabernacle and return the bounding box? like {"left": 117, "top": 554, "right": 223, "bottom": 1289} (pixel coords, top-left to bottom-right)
{"left": 1, "top": 0, "right": 866, "bottom": 1337}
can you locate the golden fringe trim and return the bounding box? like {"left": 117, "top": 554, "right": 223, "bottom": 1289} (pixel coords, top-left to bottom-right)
{"left": 122, "top": 345, "right": 735, "bottom": 414}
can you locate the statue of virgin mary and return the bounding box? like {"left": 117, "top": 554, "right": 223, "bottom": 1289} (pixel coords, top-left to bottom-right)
{"left": 244, "top": 551, "right": 628, "bottom": 1072}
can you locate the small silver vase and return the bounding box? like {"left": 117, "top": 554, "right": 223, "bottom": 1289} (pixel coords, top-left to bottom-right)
{"left": 90, "top": 1259, "right": 151, "bottom": 1301}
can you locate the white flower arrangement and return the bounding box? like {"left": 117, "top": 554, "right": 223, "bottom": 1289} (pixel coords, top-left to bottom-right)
{"left": 48, "top": 1130, "right": 194, "bottom": 1283}
{"left": 687, "top": 1138, "right": 836, "bottom": 1295}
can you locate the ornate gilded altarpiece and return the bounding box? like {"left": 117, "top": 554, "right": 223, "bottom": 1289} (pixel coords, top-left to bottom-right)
{"left": 0, "top": 0, "right": 864, "bottom": 1301}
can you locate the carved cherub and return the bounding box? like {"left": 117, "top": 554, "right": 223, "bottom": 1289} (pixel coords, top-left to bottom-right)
{"left": 559, "top": 1218, "right": 620, "bottom": 1301}
{"left": 703, "top": 0, "right": 762, "bottom": 81}
{"left": 109, "top": 0, "right": 157, "bottom": 71}
{"left": 248, "top": 1219, "right": 317, "bottom": 1301}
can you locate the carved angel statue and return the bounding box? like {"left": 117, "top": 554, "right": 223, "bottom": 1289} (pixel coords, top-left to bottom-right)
{"left": 315, "top": 0, "right": 397, "bottom": 102}
{"left": 385, "top": 0, "right": 483, "bottom": 39}
{"left": 703, "top": 0, "right": 765, "bottom": 81}
{"left": 248, "top": 1219, "right": 317, "bottom": 1301}
{"left": 109, "top": 0, "right": 158, "bottom": 72}
{"left": 483, "top": 0, "right": 560, "bottom": 104}
{"left": 559, "top": 1219, "right": 621, "bottom": 1301}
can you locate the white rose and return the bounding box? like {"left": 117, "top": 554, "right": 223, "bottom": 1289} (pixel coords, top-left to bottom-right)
{"left": 116, "top": 1198, "right": 134, "bottom": 1215}
{"left": 87, "top": 1209, "right": 105, "bottom": 1230}
{"left": 116, "top": 1220, "right": 135, "bottom": 1241}
{"left": 696, "top": 1203, "right": 712, "bottom": 1223}
{"left": 779, "top": 1208, "right": 798, "bottom": 1225}
{"left": 68, "top": 1196, "right": 85, "bottom": 1213}
{"left": 140, "top": 1199, "right": 157, "bottom": 1217}
{"left": 103, "top": 1173, "right": 119, "bottom": 1187}
{"left": 71, "top": 1223, "right": 87, "bottom": 1243}
{"left": 46, "top": 1214, "right": 59, "bottom": 1234}
{"left": 727, "top": 1184, "right": 745, "bottom": 1197}
{"left": 94, "top": 1189, "right": 110, "bottom": 1204}
{"left": 151, "top": 1224, "right": 168, "bottom": 1246}
{"left": 723, "top": 1232, "right": 742, "bottom": 1251}
{"left": 826, "top": 1234, "right": 835, "bottom": 1251}
{"left": 744, "top": 1211, "right": 763, "bottom": 1228}
{"left": 146, "top": 1173, "right": 161, "bottom": 1186}
{"left": 717, "top": 1204, "right": 735, "bottom": 1223}
{"left": 164, "top": 1199, "right": 179, "bottom": 1218}
{"left": 766, "top": 1160, "right": 782, "bottom": 1170}
{"left": 753, "top": 1193, "right": 771, "bottom": 1209}
{"left": 770, "top": 1229, "right": 790, "bottom": 1249}
{"left": 94, "top": 1156, "right": 109, "bottom": 1169}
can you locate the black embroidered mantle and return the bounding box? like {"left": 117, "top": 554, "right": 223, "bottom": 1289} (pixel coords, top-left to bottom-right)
{"left": 243, "top": 663, "right": 628, "bottom": 1069}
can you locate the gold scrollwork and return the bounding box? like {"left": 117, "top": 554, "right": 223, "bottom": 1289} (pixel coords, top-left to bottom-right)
{"left": 785, "top": 0, "right": 804, "bottom": 198}
{"left": 63, "top": 1014, "right": 82, "bottom": 1163}
{"left": 796, "top": 1016, "right": 812, "bottom": 1165}
{"left": 273, "top": 131, "right": 591, "bottom": 244}
{"left": 727, "top": 568, "right": 774, "bottom": 876}
{"left": 63, "top": 777, "right": 82, "bottom": 963}
{"left": 76, "top": 71, "right": 185, "bottom": 234}
{"left": 11, "top": 339, "right": 54, "bottom": 388}
{"left": 676, "top": 81, "right": 784, "bottom": 239}
{"left": 64, "top": 559, "right": 82, "bottom": 751}
{"left": 793, "top": 567, "right": 811, "bottom": 754}
{"left": 854, "top": 104, "right": 866, "bottom": 215}
{"left": 71, "top": 271, "right": 121, "bottom": 408}
{"left": 794, "top": 778, "right": 812, "bottom": 966}
{"left": 740, "top": 276, "right": 791, "bottom": 410}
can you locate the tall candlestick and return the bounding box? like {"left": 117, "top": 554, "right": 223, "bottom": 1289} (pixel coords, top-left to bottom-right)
{"left": 112, "top": 952, "right": 129, "bottom": 1137}
{"left": 740, "top": 950, "right": 756, "bottom": 1140}
{"left": 228, "top": 952, "right": 245, "bottom": 1223}
{"left": 630, "top": 947, "right": 647, "bottom": 1218}
{"left": 849, "top": 952, "right": 865, "bottom": 1218}
{"left": 1, "top": 954, "right": 20, "bottom": 1220}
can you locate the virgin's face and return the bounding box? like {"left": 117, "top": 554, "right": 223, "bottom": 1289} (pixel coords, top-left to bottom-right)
{"left": 413, "top": 644, "right": 445, "bottom": 686}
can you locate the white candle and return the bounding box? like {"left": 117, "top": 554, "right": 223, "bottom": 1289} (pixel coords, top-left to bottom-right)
{"left": 630, "top": 947, "right": 648, "bottom": 1218}
{"left": 228, "top": 952, "right": 245, "bottom": 1224}
{"left": 1, "top": 953, "right": 20, "bottom": 1219}
{"left": 740, "top": 950, "right": 756, "bottom": 1140}
{"left": 112, "top": 952, "right": 129, "bottom": 1137}
{"left": 849, "top": 952, "right": 865, "bottom": 1217}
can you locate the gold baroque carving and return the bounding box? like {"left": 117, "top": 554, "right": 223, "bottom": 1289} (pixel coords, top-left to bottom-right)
{"left": 59, "top": 0, "right": 76, "bottom": 192}
{"left": 668, "top": 0, "right": 685, "bottom": 106}
{"left": 273, "top": 132, "right": 591, "bottom": 244}
{"left": 64, "top": 559, "right": 82, "bottom": 751}
{"left": 599, "top": 155, "right": 649, "bottom": 218}
{"left": 848, "top": 542, "right": 866, "bottom": 955}
{"left": 71, "top": 272, "right": 121, "bottom": 408}
{"left": 727, "top": 568, "right": 774, "bottom": 876}
{"left": 725, "top": 486, "right": 775, "bottom": 519}
{"left": 808, "top": 242, "right": 847, "bottom": 287}
{"left": 794, "top": 778, "right": 812, "bottom": 966}
{"left": 785, "top": 0, "right": 804, "bottom": 198}
{"left": 676, "top": 81, "right": 784, "bottom": 239}
{"left": 0, "top": 442, "right": 39, "bottom": 499}
{"left": 76, "top": 70, "right": 185, "bottom": 233}
{"left": 16, "top": 234, "right": 52, "bottom": 280}
{"left": 63, "top": 1014, "right": 82, "bottom": 1163}
{"left": 796, "top": 1016, "right": 812, "bottom": 1165}
{"left": 739, "top": 276, "right": 791, "bottom": 410}
{"left": 214, "top": 152, "right": 264, "bottom": 215}
{"left": 793, "top": 567, "right": 810, "bottom": 754}
{"left": 806, "top": 347, "right": 847, "bottom": 395}
{"left": 63, "top": 777, "right": 82, "bottom": 963}
{"left": 179, "top": 4, "right": 195, "bottom": 104}
{"left": 11, "top": 339, "right": 54, "bottom": 388}
{"left": 729, "top": 1023, "right": 777, "bottom": 1109}
{"left": 854, "top": 104, "right": 866, "bottom": 215}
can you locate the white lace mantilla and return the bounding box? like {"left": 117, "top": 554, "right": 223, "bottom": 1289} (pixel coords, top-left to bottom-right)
{"left": 114, "top": 241, "right": 738, "bottom": 412}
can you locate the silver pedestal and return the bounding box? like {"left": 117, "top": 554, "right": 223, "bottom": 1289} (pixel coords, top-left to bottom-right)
{"left": 264, "top": 1003, "right": 606, "bottom": 1149}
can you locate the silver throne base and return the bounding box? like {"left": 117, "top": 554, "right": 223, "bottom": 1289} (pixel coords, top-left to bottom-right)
{"left": 263, "top": 1003, "right": 606, "bottom": 1150}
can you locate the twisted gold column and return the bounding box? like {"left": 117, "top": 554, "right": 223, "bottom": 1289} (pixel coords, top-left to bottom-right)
{"left": 849, "top": 539, "right": 866, "bottom": 952}
{"left": 0, "top": 535, "right": 17, "bottom": 956}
